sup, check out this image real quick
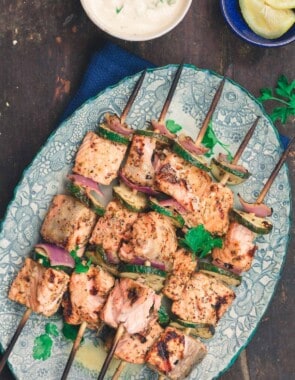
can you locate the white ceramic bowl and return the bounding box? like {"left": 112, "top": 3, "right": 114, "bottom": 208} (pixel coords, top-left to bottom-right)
{"left": 80, "top": 0, "right": 192, "bottom": 41}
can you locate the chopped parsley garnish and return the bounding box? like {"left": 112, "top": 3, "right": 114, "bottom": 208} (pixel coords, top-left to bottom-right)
{"left": 179, "top": 225, "right": 223, "bottom": 258}
{"left": 166, "top": 119, "right": 183, "bottom": 133}
{"left": 32, "top": 323, "right": 59, "bottom": 361}
{"left": 116, "top": 6, "right": 124, "bottom": 14}
{"left": 202, "top": 120, "right": 233, "bottom": 160}
{"left": 62, "top": 322, "right": 84, "bottom": 343}
{"left": 70, "top": 248, "right": 92, "bottom": 273}
{"left": 158, "top": 305, "right": 170, "bottom": 326}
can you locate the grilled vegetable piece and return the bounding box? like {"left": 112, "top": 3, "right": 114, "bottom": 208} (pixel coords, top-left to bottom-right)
{"left": 230, "top": 208, "right": 273, "bottom": 235}
{"left": 40, "top": 194, "right": 97, "bottom": 257}
{"left": 173, "top": 140, "right": 211, "bottom": 172}
{"left": 163, "top": 248, "right": 197, "bottom": 301}
{"left": 67, "top": 174, "right": 106, "bottom": 216}
{"left": 120, "top": 133, "right": 157, "bottom": 187}
{"left": 113, "top": 182, "right": 148, "bottom": 212}
{"left": 148, "top": 197, "right": 185, "bottom": 228}
{"left": 85, "top": 249, "right": 119, "bottom": 276}
{"left": 119, "top": 264, "right": 167, "bottom": 292}
{"left": 34, "top": 243, "right": 75, "bottom": 270}
{"left": 8, "top": 258, "right": 69, "bottom": 317}
{"left": 100, "top": 277, "right": 161, "bottom": 334}
{"left": 89, "top": 200, "right": 138, "bottom": 264}
{"left": 97, "top": 122, "right": 130, "bottom": 145}
{"left": 171, "top": 272, "right": 236, "bottom": 325}
{"left": 72, "top": 131, "right": 128, "bottom": 185}
{"left": 135, "top": 128, "right": 172, "bottom": 146}
{"left": 119, "top": 211, "right": 178, "bottom": 271}
{"left": 62, "top": 265, "right": 115, "bottom": 329}
{"left": 154, "top": 151, "right": 211, "bottom": 213}
{"left": 211, "top": 157, "right": 251, "bottom": 185}
{"left": 198, "top": 261, "right": 242, "bottom": 286}
{"left": 169, "top": 318, "right": 215, "bottom": 339}
{"left": 212, "top": 222, "right": 257, "bottom": 274}
{"left": 146, "top": 326, "right": 207, "bottom": 380}
{"left": 109, "top": 318, "right": 163, "bottom": 364}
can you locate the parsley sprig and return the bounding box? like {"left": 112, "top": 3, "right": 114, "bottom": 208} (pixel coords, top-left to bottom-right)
{"left": 179, "top": 225, "right": 223, "bottom": 258}
{"left": 258, "top": 75, "right": 295, "bottom": 124}
{"left": 70, "top": 248, "right": 92, "bottom": 273}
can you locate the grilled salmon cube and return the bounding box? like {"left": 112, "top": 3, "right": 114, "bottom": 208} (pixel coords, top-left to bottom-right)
{"left": 171, "top": 272, "right": 235, "bottom": 325}
{"left": 119, "top": 211, "right": 177, "bottom": 271}
{"left": 89, "top": 200, "right": 138, "bottom": 264}
{"left": 108, "top": 318, "right": 163, "bottom": 364}
{"left": 163, "top": 248, "right": 197, "bottom": 300}
{"left": 8, "top": 258, "right": 69, "bottom": 317}
{"left": 121, "top": 134, "right": 157, "bottom": 187}
{"left": 41, "top": 194, "right": 97, "bottom": 256}
{"left": 73, "top": 131, "right": 127, "bottom": 185}
{"left": 212, "top": 222, "right": 257, "bottom": 274}
{"left": 146, "top": 326, "right": 207, "bottom": 380}
{"left": 154, "top": 151, "right": 211, "bottom": 213}
{"left": 62, "top": 265, "right": 115, "bottom": 329}
{"left": 100, "top": 278, "right": 161, "bottom": 335}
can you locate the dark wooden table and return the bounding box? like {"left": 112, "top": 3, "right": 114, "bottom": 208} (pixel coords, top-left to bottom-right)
{"left": 0, "top": 1, "right": 294, "bottom": 379}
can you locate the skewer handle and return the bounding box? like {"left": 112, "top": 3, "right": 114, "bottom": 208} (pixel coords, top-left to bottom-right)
{"left": 256, "top": 136, "right": 295, "bottom": 204}
{"left": 0, "top": 308, "right": 32, "bottom": 374}
{"left": 120, "top": 70, "right": 146, "bottom": 124}
{"left": 112, "top": 360, "right": 126, "bottom": 380}
{"left": 195, "top": 64, "right": 233, "bottom": 146}
{"left": 98, "top": 323, "right": 125, "bottom": 380}
{"left": 158, "top": 62, "right": 184, "bottom": 124}
{"left": 61, "top": 321, "right": 88, "bottom": 380}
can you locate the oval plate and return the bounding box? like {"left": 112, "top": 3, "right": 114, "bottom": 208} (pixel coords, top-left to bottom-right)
{"left": 0, "top": 65, "right": 291, "bottom": 379}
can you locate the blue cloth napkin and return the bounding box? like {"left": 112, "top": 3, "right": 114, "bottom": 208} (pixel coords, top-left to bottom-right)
{"left": 62, "top": 41, "right": 289, "bottom": 149}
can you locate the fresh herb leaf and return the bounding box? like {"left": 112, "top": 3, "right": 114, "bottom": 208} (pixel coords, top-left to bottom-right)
{"left": 257, "top": 75, "right": 295, "bottom": 124}
{"left": 32, "top": 334, "right": 53, "bottom": 361}
{"left": 70, "top": 248, "right": 91, "bottom": 273}
{"left": 45, "top": 323, "right": 59, "bottom": 337}
{"left": 158, "top": 305, "right": 170, "bottom": 326}
{"left": 202, "top": 120, "right": 233, "bottom": 160}
{"left": 62, "top": 322, "right": 84, "bottom": 343}
{"left": 166, "top": 119, "right": 182, "bottom": 133}
{"left": 179, "top": 225, "right": 223, "bottom": 258}
{"left": 116, "top": 6, "right": 124, "bottom": 14}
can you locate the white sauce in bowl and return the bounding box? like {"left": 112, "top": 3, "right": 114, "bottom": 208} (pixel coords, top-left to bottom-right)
{"left": 80, "top": 0, "right": 192, "bottom": 41}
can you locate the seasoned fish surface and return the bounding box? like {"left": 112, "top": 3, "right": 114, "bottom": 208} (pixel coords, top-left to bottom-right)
{"left": 8, "top": 258, "right": 69, "bottom": 317}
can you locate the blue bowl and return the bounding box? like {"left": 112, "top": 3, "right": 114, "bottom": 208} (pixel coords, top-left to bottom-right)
{"left": 220, "top": 0, "right": 295, "bottom": 47}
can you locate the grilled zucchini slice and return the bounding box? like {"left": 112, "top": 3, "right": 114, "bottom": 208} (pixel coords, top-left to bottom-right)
{"left": 198, "top": 261, "right": 242, "bottom": 286}
{"left": 135, "top": 129, "right": 173, "bottom": 146}
{"left": 230, "top": 208, "right": 273, "bottom": 235}
{"left": 211, "top": 157, "right": 251, "bottom": 185}
{"left": 169, "top": 318, "right": 215, "bottom": 339}
{"left": 173, "top": 141, "right": 211, "bottom": 172}
{"left": 148, "top": 197, "right": 185, "bottom": 228}
{"left": 119, "top": 264, "right": 167, "bottom": 292}
{"left": 85, "top": 248, "right": 119, "bottom": 276}
{"left": 113, "top": 182, "right": 148, "bottom": 212}
{"left": 97, "top": 123, "right": 130, "bottom": 145}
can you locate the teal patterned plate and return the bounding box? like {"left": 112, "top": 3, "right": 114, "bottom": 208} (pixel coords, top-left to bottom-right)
{"left": 0, "top": 65, "right": 291, "bottom": 379}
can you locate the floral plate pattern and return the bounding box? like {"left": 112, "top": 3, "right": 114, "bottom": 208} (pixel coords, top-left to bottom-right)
{"left": 0, "top": 64, "right": 291, "bottom": 379}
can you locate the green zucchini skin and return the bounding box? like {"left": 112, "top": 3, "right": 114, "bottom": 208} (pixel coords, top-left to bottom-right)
{"left": 97, "top": 123, "right": 130, "bottom": 145}
{"left": 169, "top": 317, "right": 215, "bottom": 339}
{"left": 172, "top": 141, "right": 211, "bottom": 172}
{"left": 230, "top": 209, "right": 273, "bottom": 235}
{"left": 211, "top": 157, "right": 251, "bottom": 185}
{"left": 198, "top": 261, "right": 242, "bottom": 286}
{"left": 135, "top": 129, "right": 173, "bottom": 146}
{"left": 113, "top": 183, "right": 148, "bottom": 212}
{"left": 148, "top": 197, "right": 185, "bottom": 228}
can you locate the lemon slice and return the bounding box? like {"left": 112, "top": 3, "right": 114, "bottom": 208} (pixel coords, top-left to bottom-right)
{"left": 239, "top": 0, "right": 295, "bottom": 39}
{"left": 265, "top": 0, "right": 295, "bottom": 10}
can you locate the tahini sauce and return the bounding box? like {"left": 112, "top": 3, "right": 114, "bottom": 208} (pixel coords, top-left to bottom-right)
{"left": 87, "top": 0, "right": 189, "bottom": 39}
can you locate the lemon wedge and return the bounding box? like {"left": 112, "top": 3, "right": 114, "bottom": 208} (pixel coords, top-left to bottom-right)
{"left": 265, "top": 0, "right": 295, "bottom": 10}
{"left": 239, "top": 0, "right": 295, "bottom": 39}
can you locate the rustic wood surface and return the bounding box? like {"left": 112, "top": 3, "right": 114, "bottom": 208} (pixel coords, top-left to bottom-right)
{"left": 0, "top": 1, "right": 294, "bottom": 379}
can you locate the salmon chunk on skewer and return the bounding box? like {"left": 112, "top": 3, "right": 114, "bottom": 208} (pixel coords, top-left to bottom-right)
{"left": 171, "top": 272, "right": 235, "bottom": 326}
{"left": 8, "top": 258, "right": 69, "bottom": 317}
{"left": 212, "top": 222, "right": 257, "bottom": 274}
{"left": 119, "top": 211, "right": 178, "bottom": 271}
{"left": 62, "top": 265, "right": 115, "bottom": 329}
{"left": 100, "top": 278, "right": 161, "bottom": 335}
{"left": 146, "top": 326, "right": 207, "bottom": 380}
{"left": 89, "top": 200, "right": 138, "bottom": 264}
{"left": 41, "top": 194, "right": 97, "bottom": 256}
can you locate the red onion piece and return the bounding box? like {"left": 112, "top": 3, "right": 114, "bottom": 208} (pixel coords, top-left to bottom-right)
{"left": 67, "top": 174, "right": 103, "bottom": 195}
{"left": 131, "top": 257, "right": 166, "bottom": 271}
{"left": 151, "top": 120, "right": 176, "bottom": 139}
{"left": 237, "top": 193, "right": 273, "bottom": 218}
{"left": 105, "top": 113, "right": 133, "bottom": 136}
{"left": 212, "top": 258, "right": 243, "bottom": 275}
{"left": 105, "top": 251, "right": 120, "bottom": 265}
{"left": 35, "top": 244, "right": 75, "bottom": 268}
{"left": 178, "top": 134, "right": 209, "bottom": 155}
{"left": 119, "top": 171, "right": 160, "bottom": 196}
{"left": 158, "top": 198, "right": 187, "bottom": 214}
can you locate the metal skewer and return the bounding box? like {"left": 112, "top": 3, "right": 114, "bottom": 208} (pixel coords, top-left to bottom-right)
{"left": 220, "top": 116, "right": 260, "bottom": 186}
{"left": 0, "top": 308, "right": 32, "bottom": 374}
{"left": 195, "top": 64, "right": 233, "bottom": 146}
